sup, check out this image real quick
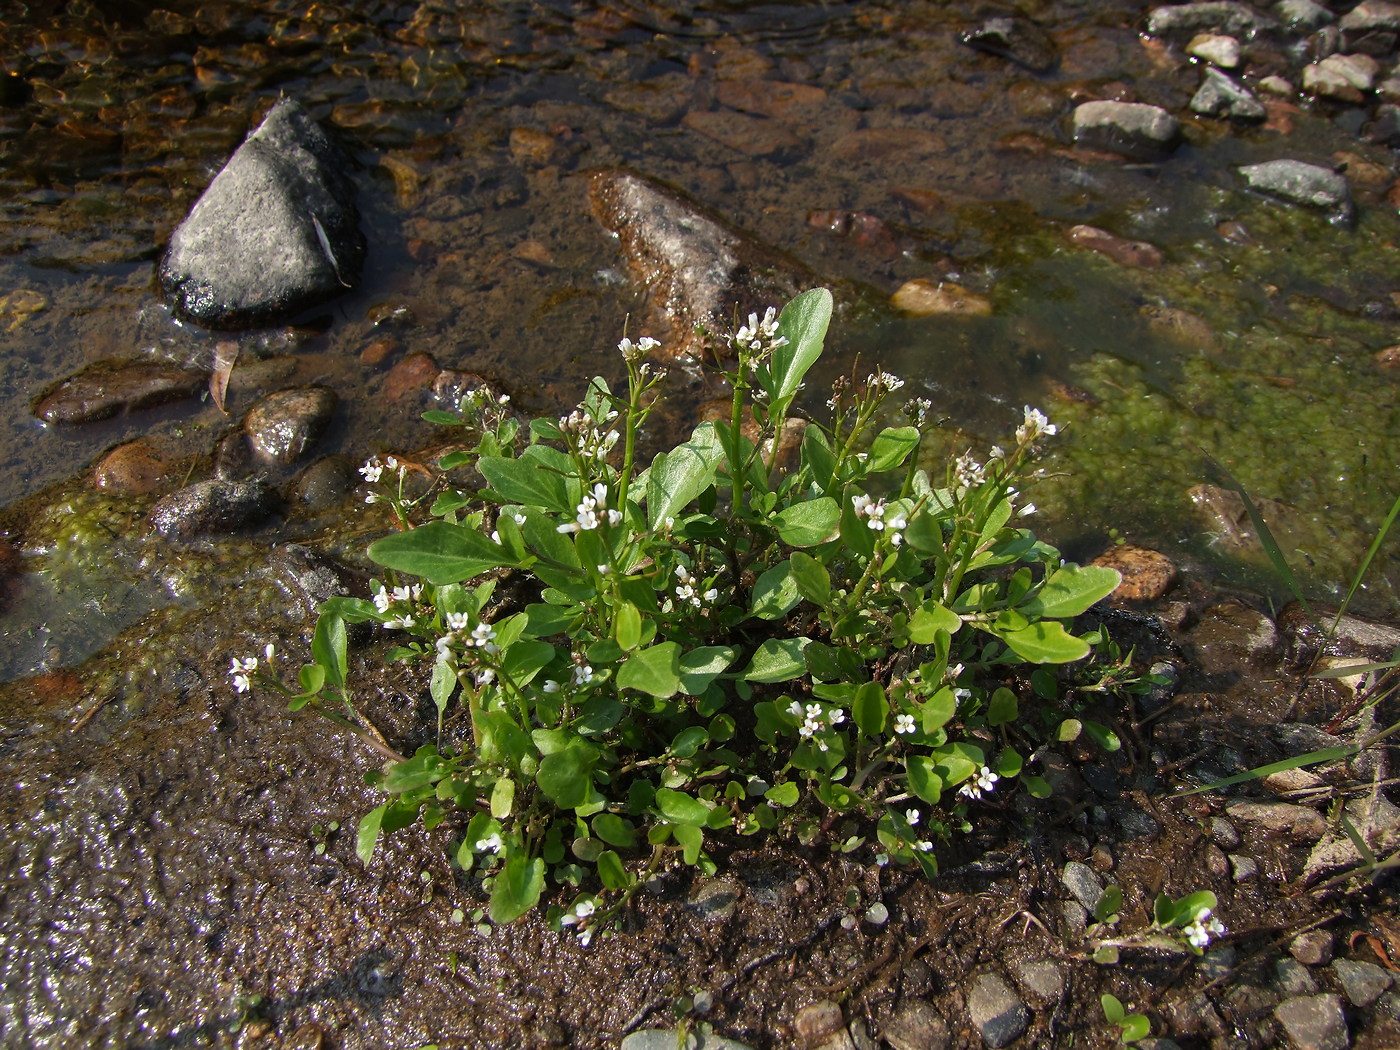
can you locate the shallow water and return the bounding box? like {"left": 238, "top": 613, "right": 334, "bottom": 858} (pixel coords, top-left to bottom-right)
{"left": 0, "top": 0, "right": 1397, "bottom": 670}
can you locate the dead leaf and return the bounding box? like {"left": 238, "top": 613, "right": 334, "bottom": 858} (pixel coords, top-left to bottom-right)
{"left": 210, "top": 340, "right": 239, "bottom": 414}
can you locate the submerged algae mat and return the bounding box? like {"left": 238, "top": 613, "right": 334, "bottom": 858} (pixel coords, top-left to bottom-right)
{"left": 1, "top": 580, "right": 1399, "bottom": 1049}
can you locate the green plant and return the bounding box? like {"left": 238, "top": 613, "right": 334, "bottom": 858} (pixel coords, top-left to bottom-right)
{"left": 237, "top": 288, "right": 1138, "bottom": 936}
{"left": 1100, "top": 994, "right": 1150, "bottom": 1044}
{"left": 1090, "top": 888, "right": 1226, "bottom": 962}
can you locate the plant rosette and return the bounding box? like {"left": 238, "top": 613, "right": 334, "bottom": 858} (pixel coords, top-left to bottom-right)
{"left": 235, "top": 288, "right": 1148, "bottom": 940}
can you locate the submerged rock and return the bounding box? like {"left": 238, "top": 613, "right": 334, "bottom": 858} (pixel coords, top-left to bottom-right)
{"left": 1238, "top": 159, "right": 1352, "bottom": 221}
{"left": 892, "top": 278, "right": 993, "bottom": 316}
{"left": 1191, "top": 68, "right": 1267, "bottom": 120}
{"left": 148, "top": 477, "right": 277, "bottom": 540}
{"left": 159, "top": 98, "right": 365, "bottom": 329}
{"left": 1067, "top": 225, "right": 1164, "bottom": 267}
{"left": 1146, "top": 2, "right": 1277, "bottom": 39}
{"left": 588, "top": 169, "right": 814, "bottom": 361}
{"left": 33, "top": 361, "right": 206, "bottom": 424}
{"left": 243, "top": 386, "right": 338, "bottom": 465}
{"left": 959, "top": 16, "right": 1058, "bottom": 73}
{"left": 1071, "top": 101, "right": 1180, "bottom": 160}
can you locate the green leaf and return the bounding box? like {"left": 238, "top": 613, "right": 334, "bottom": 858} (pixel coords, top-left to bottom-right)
{"left": 933, "top": 742, "right": 983, "bottom": 786}
{"left": 672, "top": 822, "right": 704, "bottom": 865}
{"left": 1101, "top": 994, "right": 1125, "bottom": 1024}
{"left": 743, "top": 637, "right": 812, "bottom": 683}
{"left": 987, "top": 687, "right": 1018, "bottom": 727}
{"left": 1083, "top": 720, "right": 1121, "bottom": 752}
{"left": 614, "top": 601, "right": 642, "bottom": 651}
{"left": 1093, "top": 944, "right": 1120, "bottom": 965}
{"left": 646, "top": 422, "right": 724, "bottom": 529}
{"left": 478, "top": 454, "right": 570, "bottom": 511}
{"left": 1022, "top": 774, "right": 1052, "bottom": 798}
{"left": 670, "top": 726, "right": 710, "bottom": 759}
{"left": 1094, "top": 884, "right": 1123, "bottom": 923}
{"left": 765, "top": 781, "right": 800, "bottom": 807}
{"left": 489, "top": 852, "right": 545, "bottom": 924}
{"left": 356, "top": 803, "right": 387, "bottom": 864}
{"left": 370, "top": 520, "right": 513, "bottom": 585}
{"left": 1172, "top": 746, "right": 1357, "bottom": 797}
{"left": 1000, "top": 621, "right": 1092, "bottom": 664}
{"left": 852, "top": 680, "right": 888, "bottom": 735}
{"left": 909, "top": 602, "right": 961, "bottom": 644}
{"left": 596, "top": 849, "right": 630, "bottom": 891}
{"left": 655, "top": 787, "right": 710, "bottom": 826}
{"left": 430, "top": 659, "right": 455, "bottom": 722}
{"left": 864, "top": 426, "right": 920, "bottom": 472}
{"left": 618, "top": 642, "right": 682, "bottom": 698}
{"left": 592, "top": 813, "right": 637, "bottom": 848}
{"left": 751, "top": 561, "right": 803, "bottom": 620}
{"left": 490, "top": 777, "right": 515, "bottom": 818}
{"left": 996, "top": 747, "right": 1023, "bottom": 778}
{"left": 805, "top": 641, "right": 862, "bottom": 682}
{"left": 1019, "top": 564, "right": 1122, "bottom": 619}
{"left": 535, "top": 744, "right": 598, "bottom": 809}
{"left": 902, "top": 509, "right": 945, "bottom": 554}
{"left": 789, "top": 551, "right": 832, "bottom": 605}
{"left": 768, "top": 287, "right": 833, "bottom": 404}
{"left": 774, "top": 497, "right": 840, "bottom": 546}
{"left": 1121, "top": 1014, "right": 1151, "bottom": 1043}
{"left": 906, "top": 756, "right": 943, "bottom": 804}
{"left": 679, "top": 646, "right": 736, "bottom": 695}
{"left": 800, "top": 424, "right": 837, "bottom": 491}
{"left": 921, "top": 687, "right": 957, "bottom": 734}
{"left": 312, "top": 611, "right": 347, "bottom": 690}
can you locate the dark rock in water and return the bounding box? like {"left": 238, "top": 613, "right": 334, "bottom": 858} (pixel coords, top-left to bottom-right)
{"left": 289, "top": 455, "right": 356, "bottom": 510}
{"left": 1275, "top": 0, "right": 1334, "bottom": 32}
{"left": 1191, "top": 68, "right": 1268, "bottom": 120}
{"left": 959, "top": 16, "right": 1058, "bottom": 73}
{"left": 93, "top": 438, "right": 176, "bottom": 494}
{"left": 159, "top": 99, "right": 364, "bottom": 330}
{"left": 588, "top": 169, "right": 814, "bottom": 361}
{"left": 1341, "top": 0, "right": 1400, "bottom": 53}
{"left": 1238, "top": 159, "right": 1352, "bottom": 222}
{"left": 1067, "top": 225, "right": 1164, "bottom": 268}
{"left": 148, "top": 478, "right": 277, "bottom": 540}
{"left": 261, "top": 542, "right": 362, "bottom": 622}
{"left": 33, "top": 361, "right": 206, "bottom": 424}
{"left": 1071, "top": 101, "right": 1180, "bottom": 161}
{"left": 242, "top": 386, "right": 337, "bottom": 465}
{"left": 1146, "top": 2, "right": 1277, "bottom": 40}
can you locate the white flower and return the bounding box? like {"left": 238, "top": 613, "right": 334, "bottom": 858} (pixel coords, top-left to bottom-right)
{"left": 475, "top": 832, "right": 503, "bottom": 853}
{"left": 541, "top": 679, "right": 561, "bottom": 694}
{"left": 372, "top": 589, "right": 392, "bottom": 613}
{"left": 578, "top": 927, "right": 594, "bottom": 947}
{"left": 618, "top": 335, "right": 661, "bottom": 362}
{"left": 512, "top": 512, "right": 527, "bottom": 525}
{"left": 573, "top": 663, "right": 594, "bottom": 686}
{"left": 1018, "top": 503, "right": 1037, "bottom": 517}
{"left": 916, "top": 840, "right": 934, "bottom": 852}
{"left": 475, "top": 669, "right": 495, "bottom": 686}
{"left": 229, "top": 656, "right": 257, "bottom": 693}
{"left": 470, "top": 622, "right": 498, "bottom": 647}
{"left": 359, "top": 458, "right": 384, "bottom": 483}
{"left": 703, "top": 588, "right": 719, "bottom": 602}
{"left": 958, "top": 765, "right": 1000, "bottom": 800}
{"left": 264, "top": 643, "right": 276, "bottom": 661}
{"left": 1015, "top": 405, "right": 1057, "bottom": 446}
{"left": 954, "top": 452, "right": 985, "bottom": 488}
{"left": 383, "top": 614, "right": 416, "bottom": 630}
{"left": 894, "top": 713, "right": 916, "bottom": 735}
{"left": 905, "top": 807, "right": 920, "bottom": 825}
{"left": 446, "top": 611, "right": 471, "bottom": 630}
{"left": 607, "top": 509, "right": 623, "bottom": 526}
{"left": 868, "top": 371, "right": 905, "bottom": 393}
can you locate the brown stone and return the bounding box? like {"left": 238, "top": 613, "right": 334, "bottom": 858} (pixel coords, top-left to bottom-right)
{"left": 1375, "top": 344, "right": 1400, "bottom": 369}
{"left": 94, "top": 439, "right": 173, "bottom": 494}
{"left": 794, "top": 1000, "right": 846, "bottom": 1049}
{"left": 830, "top": 127, "right": 945, "bottom": 163}
{"left": 892, "top": 278, "right": 992, "bottom": 317}
{"left": 509, "top": 126, "right": 565, "bottom": 168}
{"left": 384, "top": 352, "right": 440, "bottom": 400}
{"left": 359, "top": 336, "right": 400, "bottom": 367}
{"left": 1333, "top": 150, "right": 1393, "bottom": 188}
{"left": 1141, "top": 305, "right": 1220, "bottom": 351}
{"left": 682, "top": 109, "right": 802, "bottom": 158}
{"left": 713, "top": 79, "right": 827, "bottom": 121}
{"left": 33, "top": 361, "right": 206, "bottom": 425}
{"left": 1068, "top": 224, "right": 1164, "bottom": 268}
{"left": 243, "top": 386, "right": 338, "bottom": 466}
{"left": 1092, "top": 545, "right": 1178, "bottom": 602}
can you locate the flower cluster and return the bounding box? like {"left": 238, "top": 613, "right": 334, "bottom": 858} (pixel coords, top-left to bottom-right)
{"left": 360, "top": 454, "right": 406, "bottom": 500}
{"left": 672, "top": 563, "right": 719, "bottom": 608}
{"left": 229, "top": 644, "right": 275, "bottom": 694}
{"left": 373, "top": 583, "right": 423, "bottom": 630}
{"left": 557, "top": 483, "right": 621, "bottom": 534}
{"left": 617, "top": 335, "right": 660, "bottom": 363}
{"left": 1183, "top": 907, "right": 1227, "bottom": 950}
{"left": 868, "top": 370, "right": 905, "bottom": 394}
{"left": 1015, "top": 405, "right": 1057, "bottom": 447}
{"left": 851, "top": 494, "right": 908, "bottom": 545}
{"left": 559, "top": 409, "right": 620, "bottom": 462}
{"left": 559, "top": 898, "right": 597, "bottom": 945}
{"left": 788, "top": 700, "right": 846, "bottom": 750}
{"left": 957, "top": 765, "right": 999, "bottom": 801}
{"left": 903, "top": 397, "right": 933, "bottom": 427}
{"left": 734, "top": 306, "right": 787, "bottom": 357}
{"left": 953, "top": 452, "right": 985, "bottom": 489}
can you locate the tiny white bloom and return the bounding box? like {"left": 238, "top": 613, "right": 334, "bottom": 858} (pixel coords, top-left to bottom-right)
{"left": 359, "top": 458, "right": 384, "bottom": 483}
{"left": 905, "top": 807, "right": 920, "bottom": 825}
{"left": 476, "top": 833, "right": 503, "bottom": 853}
{"left": 894, "top": 713, "right": 916, "bottom": 735}
{"left": 541, "top": 680, "right": 561, "bottom": 694}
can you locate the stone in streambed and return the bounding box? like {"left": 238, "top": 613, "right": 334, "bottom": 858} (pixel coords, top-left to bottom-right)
{"left": 1273, "top": 994, "right": 1349, "bottom": 1050}
{"left": 1067, "top": 225, "right": 1164, "bottom": 268}
{"left": 1071, "top": 101, "right": 1180, "bottom": 161}
{"left": 959, "top": 16, "right": 1058, "bottom": 73}
{"left": 967, "top": 972, "right": 1029, "bottom": 1048}
{"left": 1238, "top": 160, "right": 1352, "bottom": 221}
{"left": 242, "top": 386, "right": 337, "bottom": 465}
{"left": 1146, "top": 3, "right": 1277, "bottom": 39}
{"left": 1092, "top": 545, "right": 1178, "bottom": 601}
{"left": 588, "top": 169, "right": 814, "bottom": 362}
{"left": 33, "top": 361, "right": 206, "bottom": 424}
{"left": 159, "top": 99, "right": 364, "bottom": 330}
{"left": 1191, "top": 68, "right": 1267, "bottom": 120}
{"left": 892, "top": 279, "right": 992, "bottom": 316}
{"left": 148, "top": 478, "right": 278, "bottom": 540}
{"left": 94, "top": 438, "right": 176, "bottom": 494}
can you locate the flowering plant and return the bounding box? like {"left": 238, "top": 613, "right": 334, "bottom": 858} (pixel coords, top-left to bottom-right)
{"left": 239, "top": 288, "right": 1137, "bottom": 938}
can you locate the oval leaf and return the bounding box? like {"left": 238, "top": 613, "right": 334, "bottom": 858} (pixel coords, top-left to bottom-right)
{"left": 370, "top": 520, "right": 513, "bottom": 585}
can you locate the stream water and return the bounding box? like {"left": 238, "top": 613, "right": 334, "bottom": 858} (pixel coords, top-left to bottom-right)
{"left": 0, "top": 0, "right": 1397, "bottom": 685}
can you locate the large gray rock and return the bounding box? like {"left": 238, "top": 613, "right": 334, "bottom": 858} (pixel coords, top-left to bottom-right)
{"left": 148, "top": 477, "right": 278, "bottom": 540}
{"left": 1273, "top": 994, "right": 1349, "bottom": 1050}
{"left": 1071, "top": 101, "right": 1180, "bottom": 161}
{"left": 588, "top": 169, "right": 814, "bottom": 362}
{"left": 1238, "top": 160, "right": 1352, "bottom": 222}
{"left": 967, "top": 972, "right": 1029, "bottom": 1048}
{"left": 160, "top": 99, "right": 364, "bottom": 330}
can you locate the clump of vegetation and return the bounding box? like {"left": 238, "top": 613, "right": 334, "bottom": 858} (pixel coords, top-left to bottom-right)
{"left": 239, "top": 288, "right": 1149, "bottom": 940}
